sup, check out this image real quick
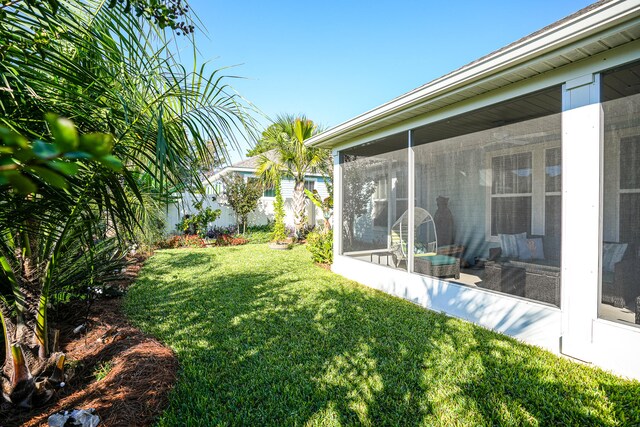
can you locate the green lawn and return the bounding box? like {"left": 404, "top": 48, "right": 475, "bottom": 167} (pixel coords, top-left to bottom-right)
{"left": 125, "top": 245, "right": 640, "bottom": 426}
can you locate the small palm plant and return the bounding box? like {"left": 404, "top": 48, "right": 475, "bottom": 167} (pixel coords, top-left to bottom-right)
{"left": 0, "top": 0, "right": 256, "bottom": 409}
{"left": 1, "top": 119, "right": 124, "bottom": 407}
{"left": 255, "top": 115, "right": 329, "bottom": 238}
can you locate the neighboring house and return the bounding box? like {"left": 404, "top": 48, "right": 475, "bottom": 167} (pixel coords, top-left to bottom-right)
{"left": 306, "top": 0, "right": 640, "bottom": 379}
{"left": 166, "top": 149, "right": 330, "bottom": 233}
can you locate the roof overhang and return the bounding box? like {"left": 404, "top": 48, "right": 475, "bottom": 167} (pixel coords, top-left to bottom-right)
{"left": 307, "top": 0, "right": 640, "bottom": 149}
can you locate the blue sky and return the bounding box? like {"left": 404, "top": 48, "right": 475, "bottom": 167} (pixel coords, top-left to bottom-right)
{"left": 179, "top": 0, "right": 595, "bottom": 161}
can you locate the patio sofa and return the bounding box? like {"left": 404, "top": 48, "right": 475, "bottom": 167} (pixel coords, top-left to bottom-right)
{"left": 484, "top": 258, "right": 561, "bottom": 306}
{"left": 482, "top": 234, "right": 561, "bottom": 306}
{"left": 482, "top": 235, "right": 640, "bottom": 322}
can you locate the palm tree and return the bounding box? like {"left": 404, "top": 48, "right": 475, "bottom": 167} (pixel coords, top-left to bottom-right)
{"left": 255, "top": 115, "right": 328, "bottom": 237}
{"left": 0, "top": 0, "right": 255, "bottom": 408}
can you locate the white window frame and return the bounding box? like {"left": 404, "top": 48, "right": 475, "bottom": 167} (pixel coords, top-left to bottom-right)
{"left": 304, "top": 179, "right": 315, "bottom": 193}
{"left": 618, "top": 135, "right": 640, "bottom": 241}
{"left": 485, "top": 142, "right": 561, "bottom": 242}
{"left": 603, "top": 128, "right": 640, "bottom": 242}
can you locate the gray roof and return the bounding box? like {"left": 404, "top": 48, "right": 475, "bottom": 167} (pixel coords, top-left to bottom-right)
{"left": 229, "top": 149, "right": 279, "bottom": 170}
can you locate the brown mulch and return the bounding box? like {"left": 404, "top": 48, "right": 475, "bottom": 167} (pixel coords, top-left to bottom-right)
{"left": 1, "top": 255, "right": 178, "bottom": 427}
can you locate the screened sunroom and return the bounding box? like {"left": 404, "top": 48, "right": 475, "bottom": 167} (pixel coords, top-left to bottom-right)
{"left": 307, "top": 0, "right": 640, "bottom": 379}
{"left": 340, "top": 87, "right": 564, "bottom": 307}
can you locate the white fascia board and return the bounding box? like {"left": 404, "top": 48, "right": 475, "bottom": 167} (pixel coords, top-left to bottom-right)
{"left": 227, "top": 167, "right": 257, "bottom": 174}
{"left": 306, "top": 0, "right": 640, "bottom": 148}
{"left": 202, "top": 167, "right": 257, "bottom": 184}
{"left": 205, "top": 168, "right": 327, "bottom": 184}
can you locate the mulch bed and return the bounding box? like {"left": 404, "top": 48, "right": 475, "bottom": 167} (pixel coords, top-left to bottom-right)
{"left": 1, "top": 255, "right": 178, "bottom": 427}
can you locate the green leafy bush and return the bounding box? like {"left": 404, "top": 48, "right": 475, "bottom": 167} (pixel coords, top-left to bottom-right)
{"left": 306, "top": 230, "right": 333, "bottom": 264}
{"left": 93, "top": 361, "right": 113, "bottom": 382}
{"left": 271, "top": 180, "right": 287, "bottom": 242}
{"left": 177, "top": 201, "right": 221, "bottom": 237}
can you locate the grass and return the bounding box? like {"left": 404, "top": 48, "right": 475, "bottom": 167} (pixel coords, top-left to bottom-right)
{"left": 242, "top": 225, "right": 273, "bottom": 244}
{"left": 125, "top": 245, "right": 640, "bottom": 426}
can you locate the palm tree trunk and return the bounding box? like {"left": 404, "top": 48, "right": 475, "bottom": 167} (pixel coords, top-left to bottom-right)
{"left": 292, "top": 181, "right": 307, "bottom": 236}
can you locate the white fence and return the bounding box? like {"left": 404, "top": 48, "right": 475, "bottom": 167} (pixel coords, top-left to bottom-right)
{"left": 165, "top": 178, "right": 330, "bottom": 234}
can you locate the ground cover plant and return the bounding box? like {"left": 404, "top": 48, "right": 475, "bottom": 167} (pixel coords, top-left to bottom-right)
{"left": 125, "top": 245, "right": 640, "bottom": 426}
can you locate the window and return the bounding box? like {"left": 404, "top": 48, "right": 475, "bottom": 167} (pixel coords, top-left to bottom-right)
{"left": 207, "top": 181, "right": 222, "bottom": 195}
{"left": 619, "top": 136, "right": 640, "bottom": 244}
{"left": 490, "top": 152, "right": 532, "bottom": 235}
{"left": 372, "top": 168, "right": 408, "bottom": 227}
{"left": 372, "top": 173, "right": 388, "bottom": 227}
{"left": 263, "top": 186, "right": 276, "bottom": 198}
{"left": 304, "top": 179, "right": 315, "bottom": 192}
{"left": 394, "top": 168, "right": 409, "bottom": 223}
{"left": 545, "top": 147, "right": 562, "bottom": 259}
{"left": 486, "top": 145, "right": 561, "bottom": 241}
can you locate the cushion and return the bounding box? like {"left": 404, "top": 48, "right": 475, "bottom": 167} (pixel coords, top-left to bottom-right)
{"left": 415, "top": 254, "right": 457, "bottom": 266}
{"left": 498, "top": 232, "right": 527, "bottom": 258}
{"left": 603, "top": 243, "right": 627, "bottom": 273}
{"left": 517, "top": 237, "right": 545, "bottom": 260}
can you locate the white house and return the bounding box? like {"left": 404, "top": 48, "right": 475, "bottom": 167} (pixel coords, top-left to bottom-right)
{"left": 307, "top": 0, "right": 640, "bottom": 379}
{"left": 166, "top": 149, "right": 331, "bottom": 233}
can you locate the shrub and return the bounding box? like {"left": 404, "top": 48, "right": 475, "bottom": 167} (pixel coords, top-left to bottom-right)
{"left": 156, "top": 235, "right": 181, "bottom": 249}
{"left": 157, "top": 235, "right": 206, "bottom": 249}
{"left": 306, "top": 230, "right": 333, "bottom": 264}
{"left": 183, "top": 235, "right": 207, "bottom": 248}
{"left": 177, "top": 202, "right": 221, "bottom": 237}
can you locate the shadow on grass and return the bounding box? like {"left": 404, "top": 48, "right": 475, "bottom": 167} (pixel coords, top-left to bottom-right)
{"left": 141, "top": 250, "right": 220, "bottom": 278}
{"left": 126, "top": 249, "right": 640, "bottom": 426}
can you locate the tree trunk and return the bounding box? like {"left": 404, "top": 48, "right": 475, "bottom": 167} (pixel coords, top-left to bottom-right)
{"left": 292, "top": 181, "right": 307, "bottom": 236}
